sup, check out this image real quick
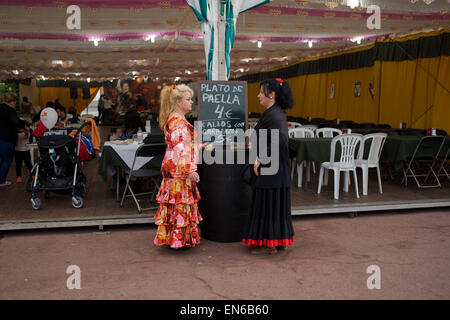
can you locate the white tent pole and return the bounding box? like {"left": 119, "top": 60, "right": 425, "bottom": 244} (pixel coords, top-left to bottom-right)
{"left": 186, "top": 0, "right": 271, "bottom": 81}
{"left": 216, "top": 0, "right": 227, "bottom": 80}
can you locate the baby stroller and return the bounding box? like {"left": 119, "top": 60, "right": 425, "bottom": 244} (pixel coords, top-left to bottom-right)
{"left": 30, "top": 122, "right": 91, "bottom": 210}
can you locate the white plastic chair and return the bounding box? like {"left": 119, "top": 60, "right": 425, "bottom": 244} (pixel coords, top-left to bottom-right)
{"left": 289, "top": 127, "right": 315, "bottom": 139}
{"left": 296, "top": 124, "right": 318, "bottom": 176}
{"left": 315, "top": 127, "right": 342, "bottom": 138}
{"left": 288, "top": 122, "right": 302, "bottom": 129}
{"left": 317, "top": 134, "right": 363, "bottom": 200}
{"left": 301, "top": 124, "right": 318, "bottom": 132}
{"left": 316, "top": 127, "right": 342, "bottom": 186}
{"left": 302, "top": 124, "right": 318, "bottom": 174}
{"left": 356, "top": 133, "right": 387, "bottom": 195}
{"left": 248, "top": 119, "right": 259, "bottom": 129}
{"left": 289, "top": 128, "right": 315, "bottom": 187}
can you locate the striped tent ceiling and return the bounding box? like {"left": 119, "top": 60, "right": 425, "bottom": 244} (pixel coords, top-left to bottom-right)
{"left": 0, "top": 0, "right": 448, "bottom": 81}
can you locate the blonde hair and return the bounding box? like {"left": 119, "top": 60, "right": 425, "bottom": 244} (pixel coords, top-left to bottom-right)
{"left": 159, "top": 84, "right": 194, "bottom": 129}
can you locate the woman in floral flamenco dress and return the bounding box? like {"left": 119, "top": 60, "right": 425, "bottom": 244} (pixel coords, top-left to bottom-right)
{"left": 153, "top": 84, "right": 202, "bottom": 250}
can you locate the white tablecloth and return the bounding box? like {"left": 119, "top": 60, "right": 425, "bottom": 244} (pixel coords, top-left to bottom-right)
{"left": 104, "top": 141, "right": 153, "bottom": 170}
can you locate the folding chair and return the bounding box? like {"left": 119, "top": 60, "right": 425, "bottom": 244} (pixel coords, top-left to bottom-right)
{"left": 436, "top": 145, "right": 450, "bottom": 182}
{"left": 120, "top": 143, "right": 166, "bottom": 213}
{"left": 401, "top": 136, "right": 445, "bottom": 188}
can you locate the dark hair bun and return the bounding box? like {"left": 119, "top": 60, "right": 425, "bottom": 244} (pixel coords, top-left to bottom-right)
{"left": 259, "top": 78, "right": 294, "bottom": 110}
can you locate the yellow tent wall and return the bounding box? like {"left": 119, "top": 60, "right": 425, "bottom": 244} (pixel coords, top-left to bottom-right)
{"left": 244, "top": 31, "right": 450, "bottom": 133}
{"left": 39, "top": 87, "right": 100, "bottom": 115}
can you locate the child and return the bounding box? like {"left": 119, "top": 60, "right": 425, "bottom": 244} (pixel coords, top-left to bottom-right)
{"left": 123, "top": 126, "right": 139, "bottom": 140}
{"left": 15, "top": 121, "right": 33, "bottom": 183}
{"left": 109, "top": 127, "right": 125, "bottom": 141}
{"left": 69, "top": 118, "right": 100, "bottom": 162}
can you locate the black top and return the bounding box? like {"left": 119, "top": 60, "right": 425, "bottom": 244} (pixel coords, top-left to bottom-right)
{"left": 253, "top": 104, "right": 291, "bottom": 188}
{"left": 0, "top": 103, "right": 21, "bottom": 144}
{"left": 124, "top": 110, "right": 144, "bottom": 132}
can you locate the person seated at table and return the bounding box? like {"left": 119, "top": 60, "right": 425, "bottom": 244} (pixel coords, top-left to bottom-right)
{"left": 67, "top": 106, "right": 79, "bottom": 124}
{"left": 55, "top": 105, "right": 67, "bottom": 127}
{"left": 124, "top": 106, "right": 144, "bottom": 136}
{"left": 109, "top": 127, "right": 125, "bottom": 141}
{"left": 123, "top": 127, "right": 138, "bottom": 140}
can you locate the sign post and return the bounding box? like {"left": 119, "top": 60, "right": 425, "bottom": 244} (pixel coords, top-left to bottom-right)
{"left": 196, "top": 80, "right": 251, "bottom": 242}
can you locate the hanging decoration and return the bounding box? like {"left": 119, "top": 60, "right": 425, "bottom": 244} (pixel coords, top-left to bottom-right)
{"left": 368, "top": 83, "right": 374, "bottom": 100}
{"left": 354, "top": 81, "right": 361, "bottom": 97}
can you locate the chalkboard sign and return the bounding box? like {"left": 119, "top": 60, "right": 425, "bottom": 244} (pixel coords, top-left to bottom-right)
{"left": 197, "top": 81, "right": 248, "bottom": 143}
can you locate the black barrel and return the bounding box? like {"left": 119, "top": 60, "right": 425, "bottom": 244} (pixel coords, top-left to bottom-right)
{"left": 197, "top": 146, "right": 251, "bottom": 242}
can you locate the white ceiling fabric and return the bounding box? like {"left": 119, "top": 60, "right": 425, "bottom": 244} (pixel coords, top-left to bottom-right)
{"left": 0, "top": 0, "right": 448, "bottom": 81}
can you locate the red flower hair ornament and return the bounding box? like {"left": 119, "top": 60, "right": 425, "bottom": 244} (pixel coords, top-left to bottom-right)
{"left": 276, "top": 78, "right": 283, "bottom": 85}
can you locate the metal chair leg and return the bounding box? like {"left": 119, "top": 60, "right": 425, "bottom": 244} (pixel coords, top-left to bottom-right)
{"left": 120, "top": 172, "right": 132, "bottom": 207}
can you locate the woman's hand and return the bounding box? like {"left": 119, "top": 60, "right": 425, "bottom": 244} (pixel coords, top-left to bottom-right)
{"left": 187, "top": 172, "right": 200, "bottom": 183}
{"left": 253, "top": 158, "right": 261, "bottom": 176}
{"left": 197, "top": 142, "right": 213, "bottom": 152}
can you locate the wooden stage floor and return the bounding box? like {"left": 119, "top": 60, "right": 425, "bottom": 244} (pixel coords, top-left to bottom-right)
{"left": 0, "top": 127, "right": 449, "bottom": 230}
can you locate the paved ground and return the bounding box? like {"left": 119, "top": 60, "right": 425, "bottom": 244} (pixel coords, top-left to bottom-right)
{"left": 0, "top": 208, "right": 449, "bottom": 300}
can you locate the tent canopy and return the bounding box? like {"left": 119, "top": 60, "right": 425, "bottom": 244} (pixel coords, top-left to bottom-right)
{"left": 0, "top": 0, "right": 448, "bottom": 81}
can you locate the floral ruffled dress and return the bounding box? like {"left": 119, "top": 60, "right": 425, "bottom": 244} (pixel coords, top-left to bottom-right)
{"left": 153, "top": 116, "right": 202, "bottom": 249}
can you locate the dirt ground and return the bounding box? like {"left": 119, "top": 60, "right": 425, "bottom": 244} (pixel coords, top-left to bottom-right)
{"left": 0, "top": 207, "right": 449, "bottom": 300}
